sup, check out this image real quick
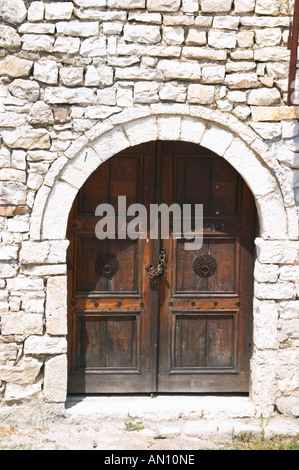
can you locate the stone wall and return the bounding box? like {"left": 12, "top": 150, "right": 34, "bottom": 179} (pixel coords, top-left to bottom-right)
{"left": 0, "top": 0, "right": 298, "bottom": 421}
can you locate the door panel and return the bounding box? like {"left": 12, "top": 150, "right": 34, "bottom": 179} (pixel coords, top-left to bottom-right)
{"left": 67, "top": 143, "right": 157, "bottom": 393}
{"left": 67, "top": 141, "right": 256, "bottom": 394}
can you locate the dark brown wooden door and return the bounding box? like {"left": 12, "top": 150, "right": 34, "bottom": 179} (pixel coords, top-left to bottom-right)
{"left": 67, "top": 141, "right": 256, "bottom": 394}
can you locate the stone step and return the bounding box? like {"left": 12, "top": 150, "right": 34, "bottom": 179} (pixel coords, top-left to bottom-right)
{"left": 65, "top": 395, "right": 299, "bottom": 441}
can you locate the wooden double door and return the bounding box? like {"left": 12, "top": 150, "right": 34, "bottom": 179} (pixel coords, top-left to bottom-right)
{"left": 67, "top": 141, "right": 256, "bottom": 394}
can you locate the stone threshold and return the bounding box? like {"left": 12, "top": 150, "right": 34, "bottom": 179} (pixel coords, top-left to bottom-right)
{"left": 66, "top": 394, "right": 256, "bottom": 422}
{"left": 65, "top": 395, "right": 299, "bottom": 440}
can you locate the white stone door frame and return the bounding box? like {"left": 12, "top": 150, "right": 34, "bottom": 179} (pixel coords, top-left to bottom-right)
{"left": 30, "top": 107, "right": 297, "bottom": 414}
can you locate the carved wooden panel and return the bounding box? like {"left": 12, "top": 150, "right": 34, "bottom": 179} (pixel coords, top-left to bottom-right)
{"left": 171, "top": 311, "right": 237, "bottom": 372}
{"left": 175, "top": 238, "right": 237, "bottom": 295}
{"left": 73, "top": 312, "right": 141, "bottom": 372}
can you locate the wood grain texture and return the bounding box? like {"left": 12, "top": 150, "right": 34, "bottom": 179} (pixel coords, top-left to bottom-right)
{"left": 67, "top": 142, "right": 256, "bottom": 394}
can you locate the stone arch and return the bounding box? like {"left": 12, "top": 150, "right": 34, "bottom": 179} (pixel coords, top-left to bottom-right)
{"left": 31, "top": 109, "right": 291, "bottom": 242}
{"left": 29, "top": 109, "right": 296, "bottom": 412}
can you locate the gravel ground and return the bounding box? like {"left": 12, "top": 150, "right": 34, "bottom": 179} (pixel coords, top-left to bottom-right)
{"left": 0, "top": 419, "right": 223, "bottom": 450}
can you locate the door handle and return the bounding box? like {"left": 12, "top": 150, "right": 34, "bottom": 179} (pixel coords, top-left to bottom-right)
{"left": 145, "top": 247, "right": 167, "bottom": 280}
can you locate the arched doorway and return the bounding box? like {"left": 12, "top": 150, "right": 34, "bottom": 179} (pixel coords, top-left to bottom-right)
{"left": 66, "top": 141, "right": 257, "bottom": 394}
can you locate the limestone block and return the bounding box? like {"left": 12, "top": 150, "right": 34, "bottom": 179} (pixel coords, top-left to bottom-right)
{"left": 282, "top": 120, "right": 299, "bottom": 139}
{"left": 24, "top": 335, "right": 67, "bottom": 356}
{"left": 7, "top": 217, "right": 29, "bottom": 233}
{"left": 92, "top": 127, "right": 130, "bottom": 163}
{"left": 74, "top": 0, "right": 106, "bottom": 6}
{"left": 163, "top": 26, "right": 185, "bottom": 45}
{"left": 226, "top": 73, "right": 258, "bottom": 89}
{"left": 254, "top": 47, "right": 289, "bottom": 62}
{"left": 1, "top": 128, "right": 50, "bottom": 150}
{"left": 254, "top": 261, "right": 279, "bottom": 283}
{"left": 108, "top": 0, "right": 145, "bottom": 7}
{"left": 213, "top": 16, "right": 240, "bottom": 30}
{"left": 276, "top": 397, "right": 299, "bottom": 418}
{"left": 208, "top": 30, "right": 237, "bottom": 49}
{"left": 103, "top": 22, "right": 123, "bottom": 35}
{"left": 250, "top": 123, "right": 282, "bottom": 140}
{"left": 8, "top": 79, "right": 40, "bottom": 102}
{"left": 56, "top": 21, "right": 99, "bottom": 37}
{"left": 21, "top": 34, "right": 55, "bottom": 53}
{"left": 147, "top": 0, "right": 180, "bottom": 11}
{"left": 60, "top": 147, "right": 101, "bottom": 189}
{"left": 157, "top": 60, "right": 201, "bottom": 80}
{"left": 124, "top": 117, "right": 158, "bottom": 146}
{"left": 180, "top": 116, "right": 206, "bottom": 144}
{"left": 255, "top": 239, "right": 299, "bottom": 264}
{"left": 0, "top": 261, "right": 17, "bottom": 278}
{"left": 257, "top": 190, "right": 288, "bottom": 240}
{"left": 117, "top": 43, "right": 180, "bottom": 57}
{"left": 134, "top": 82, "right": 159, "bottom": 103}
{"left": 4, "top": 383, "right": 42, "bottom": 402}
{"left": 1, "top": 314, "right": 43, "bottom": 335}
{"left": 123, "top": 24, "right": 161, "bottom": 44}
{"left": 0, "top": 246, "right": 18, "bottom": 261}
{"left": 278, "top": 301, "right": 299, "bottom": 320}
{"left": 46, "top": 276, "right": 67, "bottom": 336}
{"left": 251, "top": 106, "right": 299, "bottom": 122}
{"left": 159, "top": 83, "right": 186, "bottom": 102}
{"left": 34, "top": 60, "right": 59, "bottom": 85}
{"left": 237, "top": 31, "right": 254, "bottom": 48}
{"left": 20, "top": 241, "right": 49, "bottom": 264}
{"left": 195, "top": 17, "right": 213, "bottom": 27}
{"left": 201, "top": 127, "right": 234, "bottom": 156}
{"left": 0, "top": 56, "right": 33, "bottom": 78}
{"left": 185, "top": 28, "right": 207, "bottom": 46}
{"left": 18, "top": 23, "right": 55, "bottom": 34}
{"left": 79, "top": 37, "right": 106, "bottom": 57}
{"left": 202, "top": 65, "right": 225, "bottom": 84}
{"left": 97, "top": 87, "right": 117, "bottom": 105}
{"left": 22, "top": 264, "right": 67, "bottom": 277}
{"left": 28, "top": 101, "right": 54, "bottom": 125}
{"left": 44, "top": 87, "right": 96, "bottom": 105}
{"left": 27, "top": 2, "right": 44, "bottom": 21}
{"left": 201, "top": 0, "right": 233, "bottom": 12}
{"left": 0, "top": 25, "right": 21, "bottom": 51}
{"left": 255, "top": 28, "right": 282, "bottom": 47}
{"left": 0, "top": 147, "right": 10, "bottom": 168}
{"left": 0, "top": 168, "right": 26, "bottom": 182}
{"left": 280, "top": 265, "right": 299, "bottom": 281}
{"left": 0, "top": 112, "right": 27, "bottom": 127}
{"left": 182, "top": 0, "right": 199, "bottom": 13}
{"left": 128, "top": 12, "right": 162, "bottom": 23}
{"left": 0, "top": 0, "right": 27, "bottom": 24}
{"left": 0, "top": 181, "right": 26, "bottom": 205}
{"left": 234, "top": 0, "right": 255, "bottom": 12}
{"left": 45, "top": 2, "right": 73, "bottom": 20}
{"left": 85, "top": 105, "right": 122, "bottom": 119}
{"left": 60, "top": 67, "right": 84, "bottom": 87}
{"left": 47, "top": 241, "right": 69, "bottom": 264}
{"left": 115, "top": 66, "right": 158, "bottom": 80}
{"left": 254, "top": 300, "right": 278, "bottom": 350}
{"left": 248, "top": 88, "right": 281, "bottom": 106}
{"left": 0, "top": 341, "right": 18, "bottom": 365}
{"left": 53, "top": 37, "right": 81, "bottom": 54}
{"left": 44, "top": 355, "right": 67, "bottom": 403}
{"left": 187, "top": 84, "right": 215, "bottom": 104}
{"left": 6, "top": 277, "right": 44, "bottom": 291}
{"left": 41, "top": 181, "right": 78, "bottom": 240}
{"left": 164, "top": 14, "right": 195, "bottom": 26}
{"left": 255, "top": 0, "right": 281, "bottom": 16}
{"left": 157, "top": 116, "right": 181, "bottom": 141}
{"left": 0, "top": 358, "right": 42, "bottom": 385}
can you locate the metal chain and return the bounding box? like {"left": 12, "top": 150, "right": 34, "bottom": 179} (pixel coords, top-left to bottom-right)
{"left": 145, "top": 248, "right": 167, "bottom": 279}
